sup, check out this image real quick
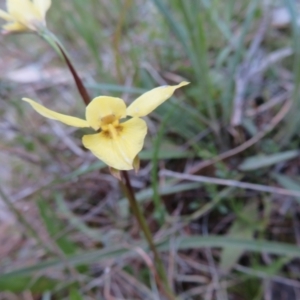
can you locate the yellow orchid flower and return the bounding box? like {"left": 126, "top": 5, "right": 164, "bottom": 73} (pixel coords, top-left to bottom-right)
{"left": 0, "top": 0, "right": 51, "bottom": 32}
{"left": 23, "top": 81, "right": 189, "bottom": 170}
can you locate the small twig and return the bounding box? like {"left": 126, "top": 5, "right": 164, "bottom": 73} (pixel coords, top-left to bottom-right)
{"left": 202, "top": 216, "right": 228, "bottom": 300}
{"left": 248, "top": 47, "right": 293, "bottom": 78}
{"left": 231, "top": 46, "right": 292, "bottom": 126}
{"left": 11, "top": 179, "right": 53, "bottom": 202}
{"left": 246, "top": 91, "right": 289, "bottom": 117}
{"left": 0, "top": 144, "right": 40, "bottom": 164}
{"left": 160, "top": 170, "right": 300, "bottom": 199}
{"left": 104, "top": 267, "right": 114, "bottom": 300}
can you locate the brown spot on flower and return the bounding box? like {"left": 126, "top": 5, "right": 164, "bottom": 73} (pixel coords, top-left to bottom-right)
{"left": 116, "top": 125, "right": 123, "bottom": 134}
{"left": 102, "top": 130, "right": 112, "bottom": 139}
{"left": 101, "top": 114, "right": 116, "bottom": 125}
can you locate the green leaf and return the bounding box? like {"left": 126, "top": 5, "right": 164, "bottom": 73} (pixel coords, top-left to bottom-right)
{"left": 219, "top": 202, "right": 259, "bottom": 272}
{"left": 239, "top": 150, "right": 299, "bottom": 171}
{"left": 272, "top": 173, "right": 300, "bottom": 191}
{"left": 2, "top": 237, "right": 300, "bottom": 280}
{"left": 0, "top": 276, "right": 58, "bottom": 293}
{"left": 0, "top": 247, "right": 131, "bottom": 279}
{"left": 69, "top": 288, "right": 84, "bottom": 300}
{"left": 272, "top": 173, "right": 300, "bottom": 203}
{"left": 158, "top": 236, "right": 300, "bottom": 257}
{"left": 140, "top": 148, "right": 196, "bottom": 160}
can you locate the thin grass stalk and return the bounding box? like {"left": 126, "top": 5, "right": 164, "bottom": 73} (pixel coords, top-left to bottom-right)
{"left": 278, "top": 0, "right": 300, "bottom": 143}
{"left": 221, "top": 0, "right": 259, "bottom": 123}
{"left": 151, "top": 108, "right": 175, "bottom": 225}
{"left": 200, "top": 0, "right": 233, "bottom": 43}
{"left": 67, "top": 0, "right": 103, "bottom": 72}
{"left": 152, "top": 0, "right": 217, "bottom": 134}
{"left": 113, "top": 0, "right": 132, "bottom": 83}
{"left": 182, "top": 1, "right": 216, "bottom": 124}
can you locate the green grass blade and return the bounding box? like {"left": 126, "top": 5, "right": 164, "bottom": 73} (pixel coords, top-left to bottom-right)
{"left": 2, "top": 237, "right": 300, "bottom": 280}
{"left": 239, "top": 150, "right": 299, "bottom": 171}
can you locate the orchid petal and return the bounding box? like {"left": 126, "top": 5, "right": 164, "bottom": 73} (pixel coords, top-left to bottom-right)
{"left": 0, "top": 9, "right": 14, "bottom": 21}
{"left": 3, "top": 21, "right": 27, "bottom": 31}
{"left": 7, "top": 0, "right": 41, "bottom": 22}
{"left": 85, "top": 96, "right": 127, "bottom": 131}
{"left": 23, "top": 98, "right": 89, "bottom": 128}
{"left": 127, "top": 81, "right": 189, "bottom": 117}
{"left": 33, "top": 0, "right": 51, "bottom": 18}
{"left": 82, "top": 117, "right": 147, "bottom": 170}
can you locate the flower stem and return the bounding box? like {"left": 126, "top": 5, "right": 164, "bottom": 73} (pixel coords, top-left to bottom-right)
{"left": 55, "top": 42, "right": 91, "bottom": 106}
{"left": 121, "top": 171, "right": 176, "bottom": 300}
{"left": 38, "top": 29, "right": 91, "bottom": 106}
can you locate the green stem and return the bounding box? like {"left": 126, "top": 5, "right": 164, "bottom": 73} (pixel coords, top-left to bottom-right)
{"left": 121, "top": 171, "right": 176, "bottom": 300}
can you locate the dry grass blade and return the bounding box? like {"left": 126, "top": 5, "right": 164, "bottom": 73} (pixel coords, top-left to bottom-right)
{"left": 160, "top": 170, "right": 300, "bottom": 199}
{"left": 0, "top": 144, "right": 40, "bottom": 164}
{"left": 234, "top": 265, "right": 300, "bottom": 289}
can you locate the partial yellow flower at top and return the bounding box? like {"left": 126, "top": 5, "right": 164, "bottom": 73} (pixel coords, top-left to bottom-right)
{"left": 0, "top": 0, "right": 51, "bottom": 32}
{"left": 23, "top": 82, "right": 189, "bottom": 170}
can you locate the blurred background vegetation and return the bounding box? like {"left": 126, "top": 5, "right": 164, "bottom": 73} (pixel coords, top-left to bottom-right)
{"left": 1, "top": 0, "right": 300, "bottom": 299}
